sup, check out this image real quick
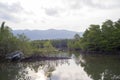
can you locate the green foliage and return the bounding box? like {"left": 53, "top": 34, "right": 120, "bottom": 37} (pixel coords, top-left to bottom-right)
{"left": 51, "top": 39, "right": 68, "bottom": 51}
{"left": 0, "top": 22, "right": 14, "bottom": 56}
{"left": 68, "top": 34, "right": 81, "bottom": 50}
{"left": 31, "top": 39, "right": 69, "bottom": 55}
{"left": 74, "top": 34, "right": 80, "bottom": 40}
{"left": 68, "top": 19, "right": 120, "bottom": 52}
{"left": 44, "top": 40, "right": 53, "bottom": 48}
{"left": 31, "top": 40, "right": 58, "bottom": 56}
{"left": 16, "top": 33, "right": 32, "bottom": 55}
{"left": 81, "top": 24, "right": 102, "bottom": 51}
{"left": 0, "top": 22, "right": 32, "bottom": 58}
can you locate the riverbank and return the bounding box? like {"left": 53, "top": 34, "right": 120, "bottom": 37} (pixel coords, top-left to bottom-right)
{"left": 69, "top": 50, "right": 120, "bottom": 55}
{"left": 1, "top": 50, "right": 120, "bottom": 63}
{"left": 21, "top": 56, "right": 71, "bottom": 62}
{"left": 0, "top": 55, "right": 71, "bottom": 63}
{"left": 81, "top": 50, "right": 120, "bottom": 55}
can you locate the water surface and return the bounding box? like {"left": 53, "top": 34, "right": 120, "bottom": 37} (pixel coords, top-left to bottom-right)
{"left": 0, "top": 53, "right": 120, "bottom": 80}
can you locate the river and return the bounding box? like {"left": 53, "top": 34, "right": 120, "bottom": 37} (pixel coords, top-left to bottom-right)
{"left": 0, "top": 52, "right": 120, "bottom": 80}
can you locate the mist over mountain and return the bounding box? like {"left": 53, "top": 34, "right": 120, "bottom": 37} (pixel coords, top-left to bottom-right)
{"left": 13, "top": 29, "right": 83, "bottom": 40}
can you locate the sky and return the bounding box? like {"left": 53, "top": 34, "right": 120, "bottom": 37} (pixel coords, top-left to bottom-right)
{"left": 0, "top": 0, "right": 120, "bottom": 32}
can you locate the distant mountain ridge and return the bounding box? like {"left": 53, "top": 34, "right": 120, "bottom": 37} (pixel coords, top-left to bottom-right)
{"left": 13, "top": 29, "right": 83, "bottom": 40}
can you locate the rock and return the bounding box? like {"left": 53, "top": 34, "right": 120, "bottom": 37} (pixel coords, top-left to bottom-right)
{"left": 6, "top": 51, "right": 24, "bottom": 61}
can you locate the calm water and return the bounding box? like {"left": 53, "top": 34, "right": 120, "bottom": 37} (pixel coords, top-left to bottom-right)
{"left": 0, "top": 52, "right": 120, "bottom": 80}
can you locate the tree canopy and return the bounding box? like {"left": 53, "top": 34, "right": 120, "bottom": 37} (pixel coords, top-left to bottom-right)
{"left": 68, "top": 19, "right": 120, "bottom": 53}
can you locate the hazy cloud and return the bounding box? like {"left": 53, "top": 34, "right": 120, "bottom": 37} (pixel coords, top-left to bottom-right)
{"left": 84, "top": 0, "right": 120, "bottom": 9}
{"left": 0, "top": 12, "right": 17, "bottom": 22}
{"left": 65, "top": 0, "right": 83, "bottom": 10}
{"left": 0, "top": 2, "right": 23, "bottom": 22}
{"left": 44, "top": 8, "right": 59, "bottom": 16}
{"left": 90, "top": 0, "right": 119, "bottom": 9}
{"left": 0, "top": 0, "right": 120, "bottom": 31}
{"left": 65, "top": 0, "right": 120, "bottom": 10}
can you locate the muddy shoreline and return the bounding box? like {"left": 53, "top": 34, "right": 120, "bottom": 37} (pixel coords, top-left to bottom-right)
{"left": 21, "top": 56, "right": 71, "bottom": 62}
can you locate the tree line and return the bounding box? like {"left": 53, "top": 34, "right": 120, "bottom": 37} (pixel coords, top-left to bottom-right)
{"left": 0, "top": 21, "right": 67, "bottom": 59}
{"left": 0, "top": 19, "right": 120, "bottom": 59}
{"left": 68, "top": 19, "right": 120, "bottom": 53}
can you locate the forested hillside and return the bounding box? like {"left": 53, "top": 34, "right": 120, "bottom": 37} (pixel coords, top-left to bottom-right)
{"left": 13, "top": 29, "right": 83, "bottom": 40}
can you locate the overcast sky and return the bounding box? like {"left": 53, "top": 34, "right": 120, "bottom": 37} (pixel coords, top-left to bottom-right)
{"left": 0, "top": 0, "right": 120, "bottom": 32}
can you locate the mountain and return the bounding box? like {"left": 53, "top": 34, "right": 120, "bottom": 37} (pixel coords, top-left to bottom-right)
{"left": 13, "top": 29, "right": 83, "bottom": 40}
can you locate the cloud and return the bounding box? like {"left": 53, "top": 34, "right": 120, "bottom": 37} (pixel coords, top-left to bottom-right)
{"left": 44, "top": 8, "right": 59, "bottom": 16}
{"left": 0, "top": 0, "right": 120, "bottom": 31}
{"left": 84, "top": 0, "right": 120, "bottom": 9}
{"left": 0, "top": 12, "right": 17, "bottom": 22}
{"left": 65, "top": 0, "right": 120, "bottom": 10}
{"left": 65, "top": 0, "right": 82, "bottom": 10}
{"left": 0, "top": 2, "right": 23, "bottom": 22}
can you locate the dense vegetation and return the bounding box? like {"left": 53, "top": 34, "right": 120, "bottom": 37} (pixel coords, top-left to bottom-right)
{"left": 31, "top": 40, "right": 57, "bottom": 56}
{"left": 68, "top": 19, "right": 120, "bottom": 53}
{"left": 0, "top": 22, "right": 32, "bottom": 58}
{"left": 30, "top": 39, "right": 68, "bottom": 56}
{"left": 0, "top": 19, "right": 120, "bottom": 60}
{"left": 0, "top": 22, "right": 62, "bottom": 59}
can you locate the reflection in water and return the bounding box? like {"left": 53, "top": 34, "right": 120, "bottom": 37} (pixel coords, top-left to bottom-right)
{"left": 16, "top": 60, "right": 72, "bottom": 80}
{"left": 80, "top": 54, "right": 120, "bottom": 80}
{"left": 51, "top": 59, "right": 92, "bottom": 80}
{"left": 0, "top": 53, "right": 120, "bottom": 80}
